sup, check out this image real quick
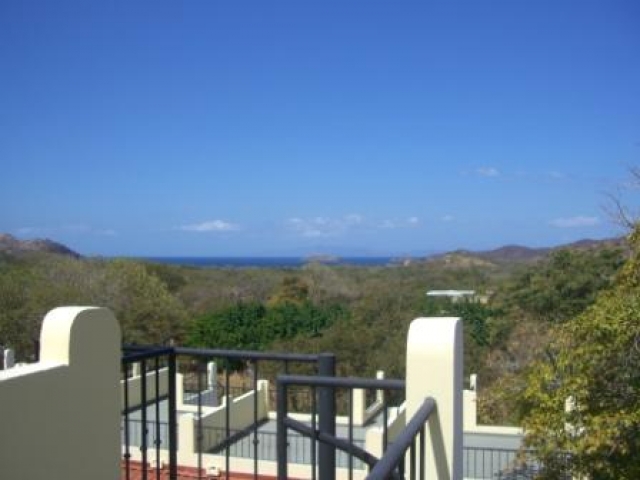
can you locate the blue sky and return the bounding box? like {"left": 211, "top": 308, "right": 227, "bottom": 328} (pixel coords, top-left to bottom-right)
{"left": 1, "top": 1, "right": 639, "bottom": 256}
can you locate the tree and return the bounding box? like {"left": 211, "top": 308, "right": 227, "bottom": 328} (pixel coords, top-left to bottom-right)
{"left": 522, "top": 229, "right": 640, "bottom": 479}
{"left": 99, "top": 260, "right": 187, "bottom": 345}
{"left": 187, "top": 299, "right": 348, "bottom": 353}
{"left": 604, "top": 165, "right": 640, "bottom": 230}
{"left": 188, "top": 302, "right": 268, "bottom": 351}
{"left": 501, "top": 248, "right": 624, "bottom": 324}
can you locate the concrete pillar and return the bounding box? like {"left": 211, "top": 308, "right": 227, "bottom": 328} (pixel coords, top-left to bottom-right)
{"left": 406, "top": 317, "right": 463, "bottom": 480}
{"left": 463, "top": 390, "right": 477, "bottom": 430}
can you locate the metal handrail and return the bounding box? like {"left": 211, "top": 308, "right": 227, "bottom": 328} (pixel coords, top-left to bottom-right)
{"left": 276, "top": 374, "right": 406, "bottom": 390}
{"left": 122, "top": 346, "right": 173, "bottom": 362}
{"left": 175, "top": 346, "right": 322, "bottom": 362}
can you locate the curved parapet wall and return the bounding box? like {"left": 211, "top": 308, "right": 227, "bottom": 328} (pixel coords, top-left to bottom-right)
{"left": 0, "top": 307, "right": 121, "bottom": 480}
{"left": 406, "top": 316, "right": 463, "bottom": 480}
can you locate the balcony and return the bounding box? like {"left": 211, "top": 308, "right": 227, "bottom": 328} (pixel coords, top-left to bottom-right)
{"left": 0, "top": 306, "right": 531, "bottom": 480}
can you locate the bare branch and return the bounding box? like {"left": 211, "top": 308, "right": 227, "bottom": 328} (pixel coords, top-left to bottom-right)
{"left": 602, "top": 165, "right": 640, "bottom": 231}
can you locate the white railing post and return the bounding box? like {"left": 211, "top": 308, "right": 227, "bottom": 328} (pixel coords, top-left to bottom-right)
{"left": 207, "top": 361, "right": 218, "bottom": 406}
{"left": 3, "top": 348, "right": 14, "bottom": 369}
{"left": 376, "top": 370, "right": 385, "bottom": 403}
{"left": 406, "top": 317, "right": 463, "bottom": 479}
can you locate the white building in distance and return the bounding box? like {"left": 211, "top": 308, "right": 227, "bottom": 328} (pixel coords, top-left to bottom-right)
{"left": 426, "top": 290, "right": 476, "bottom": 302}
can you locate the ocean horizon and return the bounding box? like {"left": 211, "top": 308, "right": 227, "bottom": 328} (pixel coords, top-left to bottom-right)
{"left": 139, "top": 256, "right": 402, "bottom": 268}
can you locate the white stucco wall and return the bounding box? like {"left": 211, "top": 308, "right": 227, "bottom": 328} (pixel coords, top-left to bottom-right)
{"left": 178, "top": 379, "right": 270, "bottom": 458}
{"left": 121, "top": 366, "right": 169, "bottom": 409}
{"left": 0, "top": 307, "right": 121, "bottom": 480}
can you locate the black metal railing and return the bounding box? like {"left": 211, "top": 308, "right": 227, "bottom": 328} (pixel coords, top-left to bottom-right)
{"left": 121, "top": 345, "right": 336, "bottom": 480}
{"left": 175, "top": 347, "right": 335, "bottom": 480}
{"left": 123, "top": 345, "right": 544, "bottom": 480}
{"left": 121, "top": 346, "right": 178, "bottom": 480}
{"left": 121, "top": 419, "right": 170, "bottom": 450}
{"left": 276, "top": 374, "right": 408, "bottom": 480}
{"left": 201, "top": 425, "right": 367, "bottom": 469}
{"left": 463, "top": 446, "right": 521, "bottom": 479}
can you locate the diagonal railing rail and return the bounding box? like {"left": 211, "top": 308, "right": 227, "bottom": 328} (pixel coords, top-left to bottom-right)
{"left": 366, "top": 398, "right": 435, "bottom": 480}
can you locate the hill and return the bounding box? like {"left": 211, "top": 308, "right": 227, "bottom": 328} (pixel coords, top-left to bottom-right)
{"left": 0, "top": 233, "right": 80, "bottom": 258}
{"left": 424, "top": 236, "right": 625, "bottom": 268}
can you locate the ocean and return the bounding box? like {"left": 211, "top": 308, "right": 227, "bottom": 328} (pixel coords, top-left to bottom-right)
{"left": 141, "top": 256, "right": 399, "bottom": 268}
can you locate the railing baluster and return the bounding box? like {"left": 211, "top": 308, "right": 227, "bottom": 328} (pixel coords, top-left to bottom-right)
{"left": 311, "top": 385, "right": 317, "bottom": 480}
{"left": 225, "top": 360, "right": 231, "bottom": 480}
{"left": 482, "top": 444, "right": 485, "bottom": 479}
{"left": 168, "top": 350, "right": 178, "bottom": 480}
{"left": 419, "top": 426, "right": 425, "bottom": 480}
{"left": 318, "top": 353, "right": 336, "bottom": 480}
{"left": 348, "top": 388, "right": 353, "bottom": 480}
{"left": 408, "top": 439, "right": 414, "bottom": 480}
{"left": 140, "top": 358, "right": 147, "bottom": 480}
{"left": 154, "top": 356, "right": 161, "bottom": 480}
{"left": 252, "top": 359, "right": 259, "bottom": 480}
{"left": 382, "top": 389, "right": 388, "bottom": 453}
{"left": 197, "top": 358, "right": 204, "bottom": 480}
{"left": 123, "top": 362, "right": 131, "bottom": 480}
{"left": 276, "top": 378, "right": 288, "bottom": 480}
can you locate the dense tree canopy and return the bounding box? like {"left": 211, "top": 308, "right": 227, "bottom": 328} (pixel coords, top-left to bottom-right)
{"left": 498, "top": 247, "right": 624, "bottom": 324}
{"left": 522, "top": 230, "right": 640, "bottom": 479}
{"left": 186, "top": 300, "right": 349, "bottom": 352}
{"left": 477, "top": 246, "right": 625, "bottom": 425}
{"left": 0, "top": 256, "right": 186, "bottom": 356}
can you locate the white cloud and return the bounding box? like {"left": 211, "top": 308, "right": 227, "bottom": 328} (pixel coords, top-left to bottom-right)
{"left": 179, "top": 220, "right": 240, "bottom": 232}
{"left": 287, "top": 214, "right": 421, "bottom": 237}
{"left": 378, "top": 217, "right": 419, "bottom": 229}
{"left": 550, "top": 216, "right": 600, "bottom": 228}
{"left": 476, "top": 167, "right": 500, "bottom": 177}
{"left": 344, "top": 214, "right": 364, "bottom": 225}
{"left": 441, "top": 215, "right": 455, "bottom": 222}
{"left": 287, "top": 217, "right": 329, "bottom": 237}
{"left": 287, "top": 215, "right": 359, "bottom": 237}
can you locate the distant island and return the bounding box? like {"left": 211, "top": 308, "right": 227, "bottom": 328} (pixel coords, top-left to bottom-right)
{"left": 303, "top": 254, "right": 340, "bottom": 264}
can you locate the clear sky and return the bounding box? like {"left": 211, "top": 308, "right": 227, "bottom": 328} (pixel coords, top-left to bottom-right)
{"left": 1, "top": 1, "right": 639, "bottom": 256}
